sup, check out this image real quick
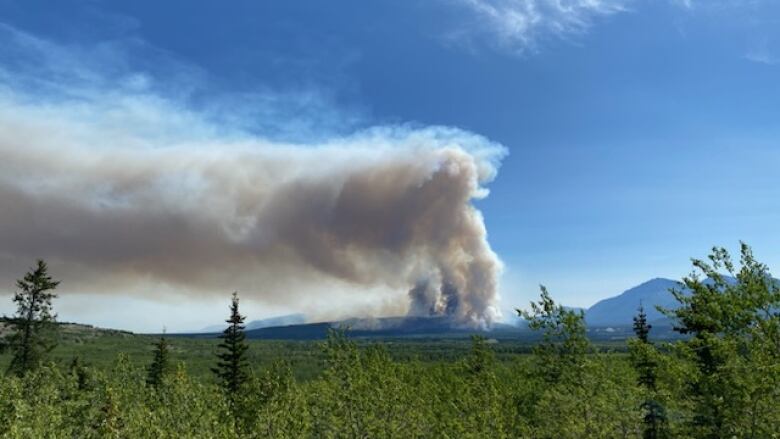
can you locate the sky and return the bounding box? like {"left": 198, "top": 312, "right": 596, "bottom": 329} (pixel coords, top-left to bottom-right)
{"left": 1, "top": 0, "right": 779, "bottom": 332}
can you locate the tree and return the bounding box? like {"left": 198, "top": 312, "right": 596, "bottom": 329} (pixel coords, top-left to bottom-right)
{"left": 518, "top": 287, "right": 639, "bottom": 438}
{"left": 519, "top": 286, "right": 589, "bottom": 384}
{"left": 212, "top": 292, "right": 249, "bottom": 397}
{"left": 147, "top": 332, "right": 171, "bottom": 388}
{"left": 630, "top": 305, "right": 667, "bottom": 439}
{"left": 663, "top": 243, "right": 780, "bottom": 437}
{"left": 633, "top": 303, "right": 652, "bottom": 344}
{"left": 464, "top": 335, "right": 495, "bottom": 376}
{"left": 4, "top": 259, "right": 60, "bottom": 376}
{"left": 69, "top": 356, "right": 91, "bottom": 391}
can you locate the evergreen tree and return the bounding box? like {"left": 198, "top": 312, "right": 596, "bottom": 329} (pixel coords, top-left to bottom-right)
{"left": 147, "top": 332, "right": 171, "bottom": 388}
{"left": 630, "top": 305, "right": 666, "bottom": 439}
{"left": 633, "top": 303, "right": 651, "bottom": 344}
{"left": 212, "top": 292, "right": 249, "bottom": 397}
{"left": 4, "top": 259, "right": 60, "bottom": 376}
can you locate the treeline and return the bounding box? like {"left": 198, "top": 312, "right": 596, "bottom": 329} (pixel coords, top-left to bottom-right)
{"left": 0, "top": 244, "right": 779, "bottom": 438}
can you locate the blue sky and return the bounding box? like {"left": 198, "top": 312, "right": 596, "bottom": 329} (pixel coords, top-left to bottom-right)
{"left": 1, "top": 0, "right": 779, "bottom": 330}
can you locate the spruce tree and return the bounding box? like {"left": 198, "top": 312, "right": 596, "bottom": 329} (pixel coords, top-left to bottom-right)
{"left": 147, "top": 332, "right": 171, "bottom": 388}
{"left": 4, "top": 259, "right": 60, "bottom": 376}
{"left": 631, "top": 304, "right": 666, "bottom": 439}
{"left": 212, "top": 292, "right": 249, "bottom": 397}
{"left": 633, "top": 303, "right": 652, "bottom": 344}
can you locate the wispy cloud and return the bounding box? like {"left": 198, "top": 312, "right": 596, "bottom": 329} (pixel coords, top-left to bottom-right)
{"left": 0, "top": 23, "right": 365, "bottom": 144}
{"left": 744, "top": 32, "right": 779, "bottom": 66}
{"left": 745, "top": 47, "right": 778, "bottom": 65}
{"left": 452, "top": 0, "right": 631, "bottom": 53}
{"left": 671, "top": 0, "right": 694, "bottom": 9}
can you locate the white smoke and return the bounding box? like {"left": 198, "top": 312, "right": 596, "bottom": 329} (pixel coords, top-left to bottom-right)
{"left": 0, "top": 24, "right": 506, "bottom": 327}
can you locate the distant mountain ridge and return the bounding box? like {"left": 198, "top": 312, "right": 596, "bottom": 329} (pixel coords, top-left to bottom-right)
{"left": 191, "top": 279, "right": 689, "bottom": 339}
{"left": 583, "top": 276, "right": 751, "bottom": 327}
{"left": 242, "top": 316, "right": 523, "bottom": 340}
{"left": 187, "top": 276, "right": 762, "bottom": 340}
{"left": 199, "top": 313, "right": 306, "bottom": 333}
{"left": 584, "top": 278, "right": 682, "bottom": 327}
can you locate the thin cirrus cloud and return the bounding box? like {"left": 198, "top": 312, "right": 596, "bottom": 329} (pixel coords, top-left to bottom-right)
{"left": 0, "top": 22, "right": 365, "bottom": 145}
{"left": 453, "top": 0, "right": 631, "bottom": 53}
{"left": 745, "top": 43, "right": 778, "bottom": 65}
{"left": 453, "top": 0, "right": 779, "bottom": 65}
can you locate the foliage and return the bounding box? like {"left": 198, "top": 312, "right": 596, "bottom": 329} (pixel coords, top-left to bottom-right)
{"left": 662, "top": 243, "right": 780, "bottom": 437}
{"left": 4, "top": 259, "right": 60, "bottom": 377}
{"left": 212, "top": 292, "right": 250, "bottom": 398}
{"left": 519, "top": 285, "right": 590, "bottom": 384}
{"left": 629, "top": 305, "right": 668, "bottom": 439}
{"left": 0, "top": 244, "right": 778, "bottom": 437}
{"left": 147, "top": 335, "right": 171, "bottom": 388}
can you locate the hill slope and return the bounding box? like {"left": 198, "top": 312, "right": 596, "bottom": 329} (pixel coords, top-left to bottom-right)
{"left": 200, "top": 313, "right": 306, "bottom": 333}
{"left": 243, "top": 316, "right": 524, "bottom": 340}
{"left": 585, "top": 278, "right": 682, "bottom": 326}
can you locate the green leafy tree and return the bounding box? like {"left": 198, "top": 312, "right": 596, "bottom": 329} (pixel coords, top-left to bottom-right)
{"left": 212, "top": 292, "right": 249, "bottom": 397}
{"left": 146, "top": 332, "right": 171, "bottom": 388}
{"left": 69, "top": 356, "right": 91, "bottom": 391}
{"left": 4, "top": 259, "right": 60, "bottom": 376}
{"left": 663, "top": 243, "right": 780, "bottom": 437}
{"left": 520, "top": 285, "right": 589, "bottom": 384}
{"left": 518, "top": 287, "right": 640, "bottom": 437}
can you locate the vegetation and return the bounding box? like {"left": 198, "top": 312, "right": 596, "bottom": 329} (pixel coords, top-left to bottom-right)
{"left": 146, "top": 334, "right": 171, "bottom": 388}
{"left": 212, "top": 292, "right": 250, "bottom": 398}
{"left": 629, "top": 305, "right": 667, "bottom": 439}
{"left": 2, "top": 260, "right": 60, "bottom": 377}
{"left": 0, "top": 244, "right": 779, "bottom": 437}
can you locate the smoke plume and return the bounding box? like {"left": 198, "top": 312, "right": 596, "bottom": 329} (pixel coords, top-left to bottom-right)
{"left": 0, "top": 115, "right": 504, "bottom": 325}
{"left": 0, "top": 26, "right": 506, "bottom": 327}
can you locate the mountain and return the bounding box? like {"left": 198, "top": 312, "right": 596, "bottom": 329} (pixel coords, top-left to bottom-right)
{"left": 585, "top": 278, "right": 682, "bottom": 327}
{"left": 190, "top": 276, "right": 759, "bottom": 340}
{"left": 246, "top": 313, "right": 306, "bottom": 330}
{"left": 585, "top": 276, "right": 753, "bottom": 327}
{"left": 242, "top": 316, "right": 524, "bottom": 340}
{"left": 199, "top": 313, "right": 306, "bottom": 333}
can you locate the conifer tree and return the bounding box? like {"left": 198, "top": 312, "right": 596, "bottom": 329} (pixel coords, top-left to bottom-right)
{"left": 4, "top": 259, "right": 60, "bottom": 376}
{"left": 147, "top": 332, "right": 171, "bottom": 388}
{"left": 633, "top": 303, "right": 652, "bottom": 344}
{"left": 631, "top": 304, "right": 666, "bottom": 439}
{"left": 212, "top": 292, "right": 249, "bottom": 397}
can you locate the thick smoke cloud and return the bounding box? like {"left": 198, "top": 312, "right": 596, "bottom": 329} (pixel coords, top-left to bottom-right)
{"left": 0, "top": 25, "right": 506, "bottom": 327}
{"left": 0, "top": 100, "right": 505, "bottom": 327}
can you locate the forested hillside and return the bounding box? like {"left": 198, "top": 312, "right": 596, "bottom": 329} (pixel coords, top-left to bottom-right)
{"left": 1, "top": 244, "right": 779, "bottom": 438}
